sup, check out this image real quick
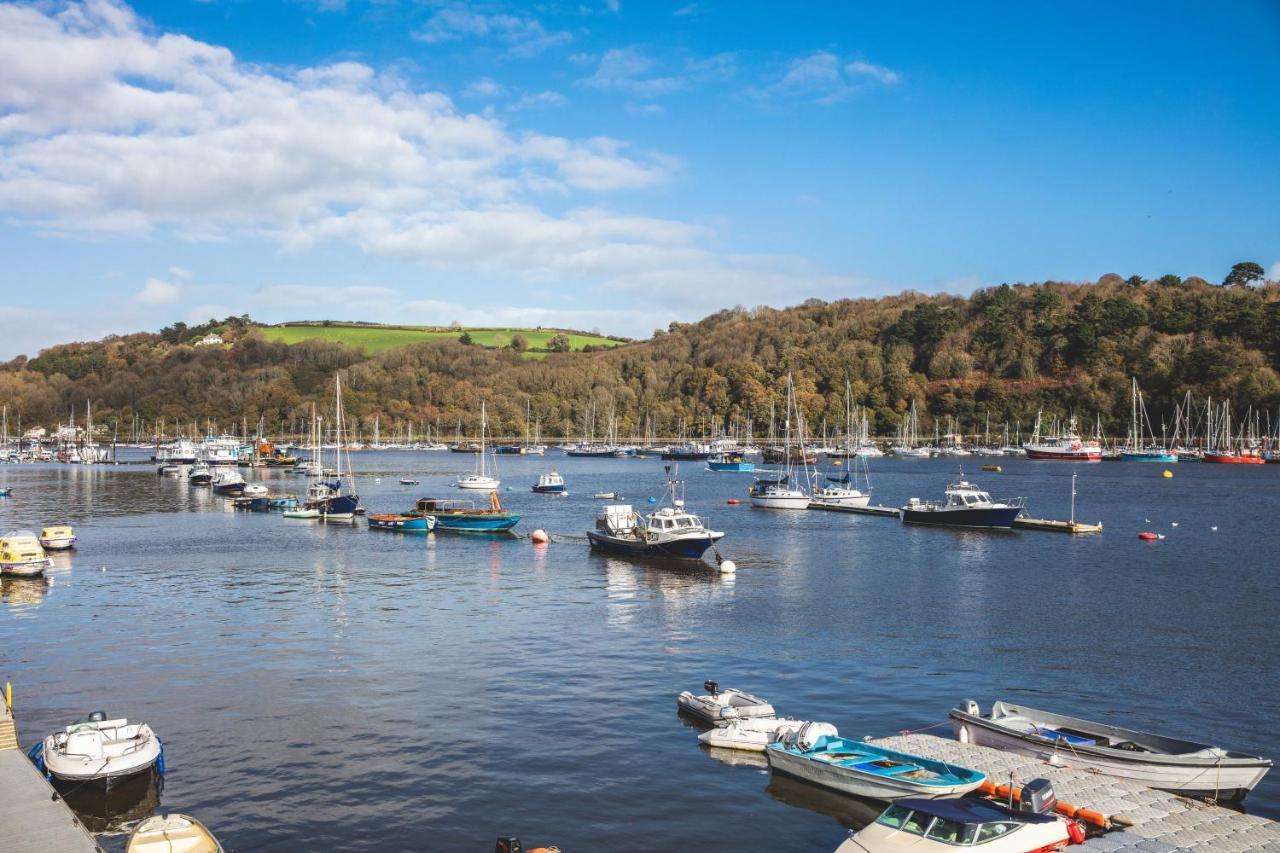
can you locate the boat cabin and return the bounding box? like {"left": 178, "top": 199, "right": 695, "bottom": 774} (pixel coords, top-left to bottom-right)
{"left": 869, "top": 794, "right": 1060, "bottom": 847}
{"left": 944, "top": 481, "right": 996, "bottom": 507}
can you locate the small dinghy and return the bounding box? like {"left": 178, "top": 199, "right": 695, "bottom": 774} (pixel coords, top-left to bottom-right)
{"left": 282, "top": 508, "right": 321, "bottom": 519}
{"left": 1, "top": 530, "right": 53, "bottom": 577}
{"left": 368, "top": 513, "right": 437, "bottom": 532}
{"left": 241, "top": 483, "right": 268, "bottom": 497}
{"left": 399, "top": 478, "right": 420, "bottom": 485}
{"left": 678, "top": 680, "right": 775, "bottom": 726}
{"left": 593, "top": 491, "right": 621, "bottom": 500}
{"left": 39, "top": 525, "right": 76, "bottom": 550}
{"left": 766, "top": 729, "right": 986, "bottom": 801}
{"left": 35, "top": 711, "right": 163, "bottom": 785}
{"left": 698, "top": 709, "right": 828, "bottom": 752}
{"left": 127, "top": 814, "right": 223, "bottom": 853}
{"left": 0, "top": 487, "right": 11, "bottom": 497}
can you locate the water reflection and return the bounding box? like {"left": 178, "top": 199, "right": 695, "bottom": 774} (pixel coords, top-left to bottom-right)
{"left": 1, "top": 575, "right": 51, "bottom": 612}
{"left": 765, "top": 773, "right": 884, "bottom": 832}
{"left": 58, "top": 768, "right": 162, "bottom": 835}
{"left": 700, "top": 744, "right": 769, "bottom": 769}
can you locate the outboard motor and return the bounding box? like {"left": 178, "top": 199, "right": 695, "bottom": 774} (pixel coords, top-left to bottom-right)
{"left": 961, "top": 699, "right": 979, "bottom": 716}
{"left": 86, "top": 710, "right": 107, "bottom": 723}
{"left": 495, "top": 838, "right": 523, "bottom": 853}
{"left": 703, "top": 680, "right": 719, "bottom": 697}
{"left": 1019, "top": 778, "right": 1057, "bottom": 815}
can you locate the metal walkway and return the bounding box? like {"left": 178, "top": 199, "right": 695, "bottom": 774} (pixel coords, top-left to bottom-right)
{"left": 871, "top": 734, "right": 1280, "bottom": 852}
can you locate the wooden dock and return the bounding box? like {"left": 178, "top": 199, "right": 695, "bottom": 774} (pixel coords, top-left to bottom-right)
{"left": 869, "top": 734, "right": 1280, "bottom": 851}
{"left": 0, "top": 701, "right": 102, "bottom": 853}
{"left": 1013, "top": 516, "right": 1104, "bottom": 534}
{"left": 807, "top": 502, "right": 901, "bottom": 517}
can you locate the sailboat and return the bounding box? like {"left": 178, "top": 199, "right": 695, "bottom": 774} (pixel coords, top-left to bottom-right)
{"left": 1120, "top": 378, "right": 1177, "bottom": 462}
{"left": 749, "top": 374, "right": 811, "bottom": 509}
{"left": 303, "top": 375, "right": 361, "bottom": 519}
{"left": 809, "top": 383, "right": 872, "bottom": 508}
{"left": 456, "top": 402, "right": 501, "bottom": 489}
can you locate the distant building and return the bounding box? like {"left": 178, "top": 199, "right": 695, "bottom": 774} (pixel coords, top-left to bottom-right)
{"left": 23, "top": 427, "right": 46, "bottom": 439}
{"left": 194, "top": 333, "right": 224, "bottom": 347}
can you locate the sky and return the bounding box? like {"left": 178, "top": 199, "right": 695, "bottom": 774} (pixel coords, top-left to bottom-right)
{"left": 1, "top": 0, "right": 1278, "bottom": 358}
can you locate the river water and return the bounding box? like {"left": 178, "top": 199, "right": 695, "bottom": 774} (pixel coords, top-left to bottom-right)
{"left": 1, "top": 452, "right": 1276, "bottom": 851}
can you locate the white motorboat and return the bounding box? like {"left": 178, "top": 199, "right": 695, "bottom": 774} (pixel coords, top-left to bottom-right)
{"left": 282, "top": 508, "right": 320, "bottom": 519}
{"left": 677, "top": 681, "right": 775, "bottom": 725}
{"left": 211, "top": 469, "right": 246, "bottom": 496}
{"left": 836, "top": 779, "right": 1082, "bottom": 852}
{"left": 128, "top": 814, "right": 223, "bottom": 853}
{"left": 698, "top": 710, "right": 832, "bottom": 753}
{"left": 39, "top": 712, "right": 162, "bottom": 784}
{"left": 456, "top": 402, "right": 500, "bottom": 490}
{"left": 593, "top": 491, "right": 621, "bottom": 500}
{"left": 951, "top": 699, "right": 1272, "bottom": 800}
{"left": 38, "top": 525, "right": 76, "bottom": 550}
{"left": 1, "top": 530, "right": 52, "bottom": 576}
{"left": 241, "top": 483, "right": 268, "bottom": 497}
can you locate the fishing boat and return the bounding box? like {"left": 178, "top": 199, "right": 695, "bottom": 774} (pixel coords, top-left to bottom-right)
{"left": 32, "top": 711, "right": 163, "bottom": 786}
{"left": 750, "top": 374, "right": 812, "bottom": 509}
{"left": 901, "top": 478, "right": 1023, "bottom": 529}
{"left": 405, "top": 493, "right": 519, "bottom": 532}
{"left": 707, "top": 452, "right": 755, "bottom": 472}
{"left": 587, "top": 467, "right": 724, "bottom": 560}
{"left": 1, "top": 530, "right": 52, "bottom": 576}
{"left": 39, "top": 525, "right": 76, "bottom": 550}
{"left": 661, "top": 441, "right": 712, "bottom": 461}
{"left": 1022, "top": 414, "right": 1101, "bottom": 461}
{"left": 532, "top": 471, "right": 566, "bottom": 494}
{"left": 837, "top": 780, "right": 1081, "bottom": 852}
{"left": 211, "top": 469, "right": 246, "bottom": 496}
{"left": 187, "top": 460, "right": 213, "bottom": 485}
{"left": 367, "top": 513, "right": 437, "bottom": 532}
{"left": 950, "top": 699, "right": 1272, "bottom": 800}
{"left": 677, "top": 681, "right": 775, "bottom": 725}
{"left": 127, "top": 814, "right": 223, "bottom": 853}
{"left": 766, "top": 731, "right": 986, "bottom": 801}
{"left": 303, "top": 380, "right": 361, "bottom": 518}
{"left": 456, "top": 402, "right": 501, "bottom": 490}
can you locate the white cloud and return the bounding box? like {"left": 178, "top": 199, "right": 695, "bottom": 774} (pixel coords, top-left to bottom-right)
{"left": 577, "top": 47, "right": 736, "bottom": 98}
{"left": 753, "top": 51, "right": 901, "bottom": 104}
{"left": 134, "top": 266, "right": 191, "bottom": 304}
{"left": 412, "top": 6, "right": 571, "bottom": 58}
{"left": 1269, "top": 261, "right": 1280, "bottom": 282}
{"left": 509, "top": 90, "right": 566, "bottom": 111}
{"left": 462, "top": 77, "right": 505, "bottom": 98}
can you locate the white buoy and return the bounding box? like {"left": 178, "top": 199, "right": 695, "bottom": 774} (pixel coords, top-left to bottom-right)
{"left": 1171, "top": 521, "right": 1178, "bottom": 527}
{"left": 716, "top": 559, "right": 736, "bottom": 574}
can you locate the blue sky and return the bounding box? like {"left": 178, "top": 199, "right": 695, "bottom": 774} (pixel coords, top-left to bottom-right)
{"left": 1, "top": 0, "right": 1277, "bottom": 358}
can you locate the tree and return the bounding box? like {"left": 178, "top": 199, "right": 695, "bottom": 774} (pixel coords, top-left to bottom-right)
{"left": 1223, "top": 262, "right": 1265, "bottom": 288}
{"left": 458, "top": 332, "right": 474, "bottom": 345}
{"left": 1125, "top": 275, "right": 1145, "bottom": 288}
{"left": 548, "top": 333, "right": 571, "bottom": 353}
{"left": 1156, "top": 274, "right": 1182, "bottom": 288}
{"left": 510, "top": 334, "right": 528, "bottom": 352}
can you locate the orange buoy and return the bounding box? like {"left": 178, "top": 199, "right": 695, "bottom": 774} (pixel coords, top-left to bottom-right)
{"left": 726, "top": 498, "right": 740, "bottom": 505}
{"left": 1054, "top": 801, "right": 1079, "bottom": 819}
{"left": 531, "top": 529, "right": 549, "bottom": 544}
{"left": 1137, "top": 531, "right": 1159, "bottom": 541}
{"left": 1074, "top": 808, "right": 1107, "bottom": 829}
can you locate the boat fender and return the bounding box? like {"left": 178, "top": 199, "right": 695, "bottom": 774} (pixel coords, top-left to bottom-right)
{"left": 956, "top": 724, "right": 970, "bottom": 744}
{"left": 531, "top": 529, "right": 549, "bottom": 544}
{"left": 1067, "top": 820, "right": 1086, "bottom": 844}
{"left": 717, "top": 560, "right": 736, "bottom": 574}
{"left": 1074, "top": 808, "right": 1106, "bottom": 829}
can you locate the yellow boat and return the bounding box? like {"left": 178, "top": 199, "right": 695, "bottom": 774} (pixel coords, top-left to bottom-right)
{"left": 39, "top": 525, "right": 76, "bottom": 550}
{"left": 127, "top": 814, "right": 223, "bottom": 853}
{"left": 0, "top": 530, "right": 52, "bottom": 577}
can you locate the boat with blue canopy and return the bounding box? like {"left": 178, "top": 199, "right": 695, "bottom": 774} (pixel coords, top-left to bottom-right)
{"left": 766, "top": 729, "right": 986, "bottom": 801}
{"left": 707, "top": 452, "right": 754, "bottom": 472}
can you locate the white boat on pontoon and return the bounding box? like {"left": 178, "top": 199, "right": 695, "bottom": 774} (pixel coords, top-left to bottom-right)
{"left": 37, "top": 712, "right": 162, "bottom": 784}
{"left": 677, "top": 680, "right": 776, "bottom": 726}
{"left": 698, "top": 709, "right": 834, "bottom": 753}
{"left": 950, "top": 699, "right": 1272, "bottom": 800}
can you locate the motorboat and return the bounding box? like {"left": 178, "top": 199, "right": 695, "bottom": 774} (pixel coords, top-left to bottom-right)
{"left": 0, "top": 530, "right": 52, "bottom": 576}
{"left": 0, "top": 486, "right": 10, "bottom": 497}
{"left": 1022, "top": 414, "right": 1102, "bottom": 461}
{"left": 39, "top": 525, "right": 76, "bottom": 550}
{"left": 211, "top": 469, "right": 246, "bottom": 496}
{"left": 242, "top": 483, "right": 268, "bottom": 497}
{"left": 766, "top": 732, "right": 986, "bottom": 801}
{"left": 127, "top": 814, "right": 223, "bottom": 853}
{"left": 587, "top": 467, "right": 724, "bottom": 561}
{"left": 593, "top": 491, "right": 621, "bottom": 500}
{"left": 187, "top": 460, "right": 213, "bottom": 486}
{"left": 532, "top": 472, "right": 566, "bottom": 494}
{"left": 282, "top": 508, "right": 321, "bottom": 519}
{"left": 34, "top": 711, "right": 162, "bottom": 785}
{"left": 698, "top": 710, "right": 831, "bottom": 753}
{"left": 677, "top": 681, "right": 775, "bottom": 725}
{"left": 405, "top": 494, "right": 519, "bottom": 532}
{"left": 661, "top": 441, "right": 712, "bottom": 461}
{"left": 232, "top": 496, "right": 269, "bottom": 511}
{"left": 399, "top": 478, "right": 420, "bottom": 485}
{"left": 950, "top": 699, "right": 1272, "bottom": 800}
{"left": 707, "top": 452, "right": 755, "bottom": 472}
{"left": 836, "top": 780, "right": 1082, "bottom": 852}
{"left": 367, "top": 513, "right": 437, "bottom": 532}
{"left": 266, "top": 495, "right": 299, "bottom": 510}
{"left": 900, "top": 478, "right": 1022, "bottom": 529}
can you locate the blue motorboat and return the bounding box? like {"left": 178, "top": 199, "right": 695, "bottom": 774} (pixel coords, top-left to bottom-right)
{"left": 0, "top": 487, "right": 10, "bottom": 498}
{"left": 368, "top": 514, "right": 437, "bottom": 532}
{"left": 1120, "top": 448, "right": 1178, "bottom": 463}
{"left": 266, "top": 495, "right": 299, "bottom": 510}
{"left": 766, "top": 732, "right": 986, "bottom": 801}
{"left": 707, "top": 452, "right": 755, "bottom": 472}
{"left": 532, "top": 472, "right": 566, "bottom": 494}
{"left": 408, "top": 495, "right": 519, "bottom": 532}
{"left": 232, "top": 496, "right": 269, "bottom": 512}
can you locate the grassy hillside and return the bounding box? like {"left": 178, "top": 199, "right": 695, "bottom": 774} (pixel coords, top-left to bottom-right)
{"left": 259, "top": 322, "right": 624, "bottom": 355}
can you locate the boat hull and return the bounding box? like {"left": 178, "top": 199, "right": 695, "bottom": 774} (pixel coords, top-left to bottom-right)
{"left": 901, "top": 506, "right": 1021, "bottom": 529}
{"left": 950, "top": 710, "right": 1271, "bottom": 800}
{"left": 0, "top": 558, "right": 51, "bottom": 577}
{"left": 307, "top": 494, "right": 360, "bottom": 515}
{"left": 1203, "top": 453, "right": 1265, "bottom": 464}
{"left": 708, "top": 462, "right": 755, "bottom": 472}
{"left": 1120, "top": 452, "right": 1178, "bottom": 463}
{"left": 432, "top": 514, "right": 520, "bottom": 532}
{"left": 749, "top": 493, "right": 811, "bottom": 510}
{"left": 368, "top": 515, "right": 436, "bottom": 532}
{"left": 765, "top": 743, "right": 985, "bottom": 802}
{"left": 1024, "top": 448, "right": 1102, "bottom": 461}
{"left": 532, "top": 484, "right": 566, "bottom": 493}
{"left": 587, "top": 530, "right": 720, "bottom": 560}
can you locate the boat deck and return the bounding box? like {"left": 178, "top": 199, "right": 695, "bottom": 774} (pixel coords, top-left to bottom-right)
{"left": 869, "top": 734, "right": 1280, "bottom": 852}
{"left": 0, "top": 705, "right": 102, "bottom": 852}
{"left": 1013, "top": 516, "right": 1104, "bottom": 534}
{"left": 807, "top": 502, "right": 901, "bottom": 517}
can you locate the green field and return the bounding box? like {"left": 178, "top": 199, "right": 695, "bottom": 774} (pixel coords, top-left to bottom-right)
{"left": 258, "top": 323, "right": 625, "bottom": 355}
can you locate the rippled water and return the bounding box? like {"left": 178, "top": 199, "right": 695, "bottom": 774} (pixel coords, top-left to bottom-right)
{"left": 1, "top": 452, "right": 1277, "bottom": 851}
